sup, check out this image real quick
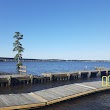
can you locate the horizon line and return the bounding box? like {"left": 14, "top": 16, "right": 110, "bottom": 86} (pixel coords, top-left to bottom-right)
{"left": 0, "top": 57, "right": 110, "bottom": 61}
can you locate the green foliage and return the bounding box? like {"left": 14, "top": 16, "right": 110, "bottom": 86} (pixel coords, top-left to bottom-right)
{"left": 13, "top": 32, "right": 24, "bottom": 68}
{"left": 14, "top": 54, "right": 18, "bottom": 60}
{"left": 13, "top": 32, "right": 24, "bottom": 53}
{"left": 16, "top": 62, "right": 22, "bottom": 68}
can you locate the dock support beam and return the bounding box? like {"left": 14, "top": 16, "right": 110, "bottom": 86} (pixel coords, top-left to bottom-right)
{"left": 97, "top": 70, "right": 101, "bottom": 77}
{"left": 67, "top": 73, "right": 70, "bottom": 80}
{"left": 88, "top": 72, "right": 91, "bottom": 78}
{"left": 106, "top": 70, "right": 108, "bottom": 76}
{"left": 49, "top": 74, "right": 53, "bottom": 81}
{"left": 30, "top": 74, "right": 33, "bottom": 84}
{"left": 78, "top": 72, "right": 81, "bottom": 78}
{"left": 7, "top": 76, "right": 12, "bottom": 86}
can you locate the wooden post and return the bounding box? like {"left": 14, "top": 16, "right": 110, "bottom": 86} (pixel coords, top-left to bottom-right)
{"left": 30, "top": 74, "right": 34, "bottom": 84}
{"left": 106, "top": 70, "right": 108, "bottom": 76}
{"left": 88, "top": 72, "right": 91, "bottom": 78}
{"left": 78, "top": 72, "right": 81, "bottom": 78}
{"left": 8, "top": 76, "right": 12, "bottom": 86}
{"left": 19, "top": 66, "right": 26, "bottom": 75}
{"left": 49, "top": 74, "right": 53, "bottom": 81}
{"left": 67, "top": 73, "right": 70, "bottom": 80}
{"left": 97, "top": 70, "right": 101, "bottom": 77}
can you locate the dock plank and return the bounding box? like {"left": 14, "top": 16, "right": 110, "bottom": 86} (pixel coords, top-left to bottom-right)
{"left": 0, "top": 80, "right": 110, "bottom": 109}
{"left": 77, "top": 81, "right": 103, "bottom": 89}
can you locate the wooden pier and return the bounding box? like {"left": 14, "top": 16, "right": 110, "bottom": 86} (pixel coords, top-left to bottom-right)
{"left": 0, "top": 80, "right": 110, "bottom": 110}
{"left": 0, "top": 68, "right": 110, "bottom": 87}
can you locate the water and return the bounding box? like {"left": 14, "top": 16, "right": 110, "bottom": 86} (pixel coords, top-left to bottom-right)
{"left": 0, "top": 61, "right": 110, "bottom": 110}
{"left": 37, "top": 90, "right": 110, "bottom": 110}
{"left": 0, "top": 77, "right": 101, "bottom": 94}
{"left": 0, "top": 61, "right": 110, "bottom": 75}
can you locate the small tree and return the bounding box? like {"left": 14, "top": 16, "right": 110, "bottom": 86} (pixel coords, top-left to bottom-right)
{"left": 13, "top": 32, "right": 24, "bottom": 68}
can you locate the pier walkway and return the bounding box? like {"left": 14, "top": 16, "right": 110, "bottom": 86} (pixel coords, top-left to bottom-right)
{"left": 0, "top": 68, "right": 110, "bottom": 86}
{"left": 0, "top": 80, "right": 110, "bottom": 110}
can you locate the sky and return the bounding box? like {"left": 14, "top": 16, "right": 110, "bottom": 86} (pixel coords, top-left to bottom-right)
{"left": 0, "top": 0, "right": 110, "bottom": 60}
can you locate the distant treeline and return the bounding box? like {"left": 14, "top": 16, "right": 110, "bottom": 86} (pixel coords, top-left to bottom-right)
{"left": 0, "top": 57, "right": 110, "bottom": 62}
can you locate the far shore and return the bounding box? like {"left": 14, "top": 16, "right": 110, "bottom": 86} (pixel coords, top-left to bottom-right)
{"left": 0, "top": 57, "right": 110, "bottom": 62}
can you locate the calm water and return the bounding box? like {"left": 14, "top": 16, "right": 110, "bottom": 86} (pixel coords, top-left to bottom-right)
{"left": 0, "top": 61, "right": 110, "bottom": 75}
{"left": 38, "top": 90, "right": 110, "bottom": 110}
{"left": 0, "top": 61, "right": 110, "bottom": 110}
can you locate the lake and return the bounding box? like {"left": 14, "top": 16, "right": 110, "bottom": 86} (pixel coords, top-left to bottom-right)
{"left": 0, "top": 61, "right": 110, "bottom": 75}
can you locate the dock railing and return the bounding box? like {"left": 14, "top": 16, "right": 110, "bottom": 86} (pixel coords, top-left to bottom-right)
{"left": 102, "top": 75, "right": 110, "bottom": 87}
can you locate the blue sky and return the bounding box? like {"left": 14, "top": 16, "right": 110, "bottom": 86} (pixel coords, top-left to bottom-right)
{"left": 0, "top": 0, "right": 110, "bottom": 60}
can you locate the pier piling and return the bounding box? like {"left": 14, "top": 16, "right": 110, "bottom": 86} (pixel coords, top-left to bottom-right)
{"left": 0, "top": 68, "right": 110, "bottom": 87}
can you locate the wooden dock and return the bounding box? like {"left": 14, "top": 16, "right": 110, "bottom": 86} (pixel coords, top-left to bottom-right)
{"left": 0, "top": 80, "right": 110, "bottom": 110}
{"left": 0, "top": 68, "right": 110, "bottom": 86}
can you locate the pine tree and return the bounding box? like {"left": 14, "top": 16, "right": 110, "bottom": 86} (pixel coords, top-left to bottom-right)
{"left": 13, "top": 32, "right": 24, "bottom": 68}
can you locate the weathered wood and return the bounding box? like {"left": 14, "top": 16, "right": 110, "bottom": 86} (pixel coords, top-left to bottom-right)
{"left": 30, "top": 74, "right": 33, "bottom": 84}
{"left": 0, "top": 69, "right": 110, "bottom": 87}
{"left": 19, "top": 66, "right": 26, "bottom": 75}
{"left": 0, "top": 81, "right": 110, "bottom": 109}
{"left": 7, "top": 76, "right": 11, "bottom": 86}
{"left": 19, "top": 70, "right": 26, "bottom": 73}
{"left": 19, "top": 66, "right": 26, "bottom": 68}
